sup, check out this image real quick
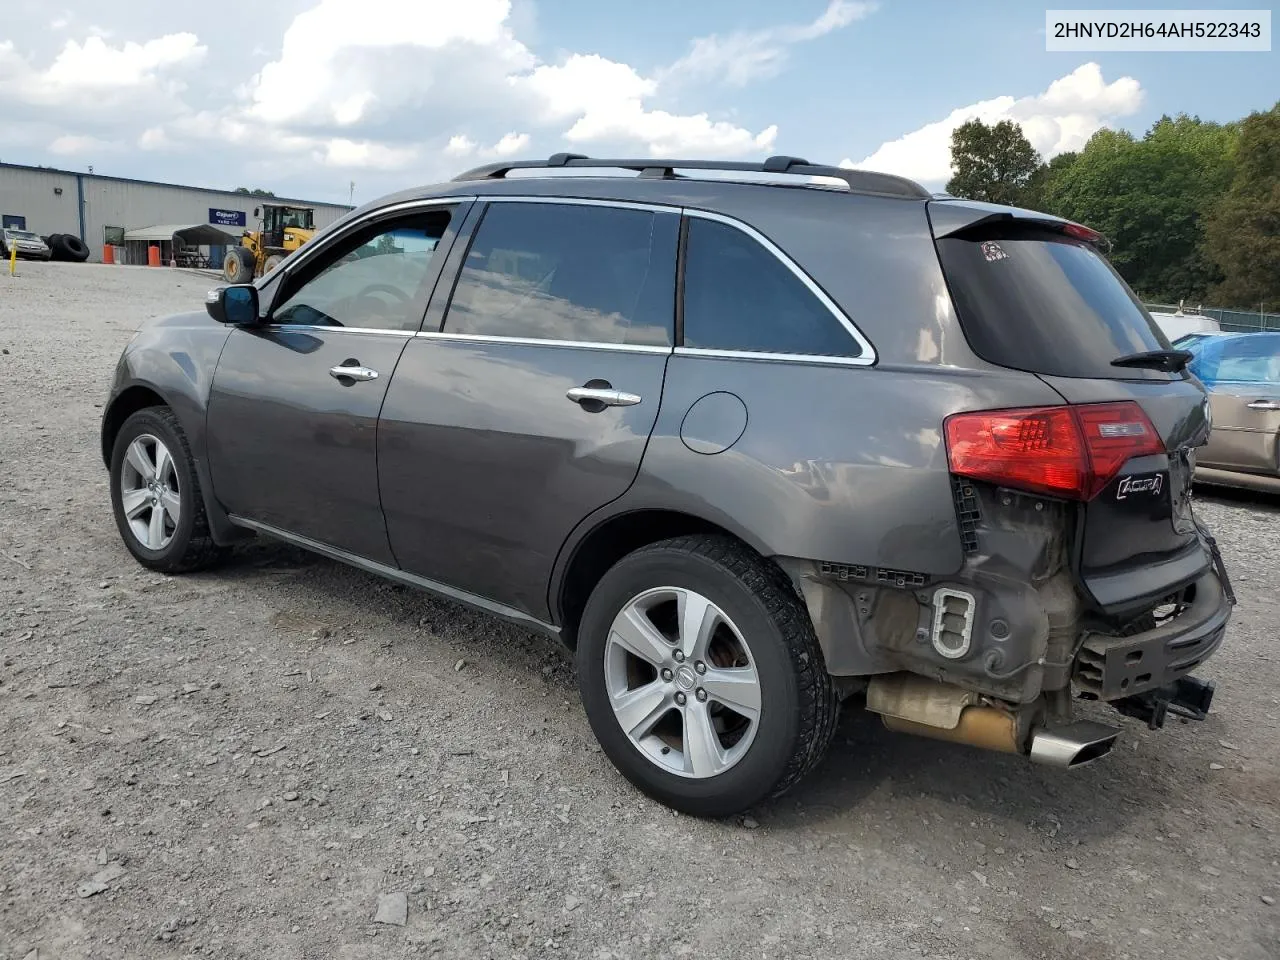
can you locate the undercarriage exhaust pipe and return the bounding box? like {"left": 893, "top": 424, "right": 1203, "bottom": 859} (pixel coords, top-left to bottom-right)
{"left": 867, "top": 674, "right": 1024, "bottom": 754}
{"left": 1028, "top": 720, "right": 1120, "bottom": 768}
{"left": 866, "top": 674, "right": 1121, "bottom": 767}
{"left": 881, "top": 707, "right": 1019, "bottom": 753}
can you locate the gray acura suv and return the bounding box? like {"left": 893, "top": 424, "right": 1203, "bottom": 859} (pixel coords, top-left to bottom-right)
{"left": 102, "top": 154, "right": 1232, "bottom": 816}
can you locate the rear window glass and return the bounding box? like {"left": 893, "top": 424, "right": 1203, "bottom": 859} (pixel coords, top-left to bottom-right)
{"left": 936, "top": 226, "right": 1173, "bottom": 380}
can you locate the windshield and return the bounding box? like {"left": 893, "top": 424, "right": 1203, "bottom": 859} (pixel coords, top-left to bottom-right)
{"left": 281, "top": 209, "right": 313, "bottom": 229}
{"left": 6, "top": 230, "right": 38, "bottom": 240}
{"left": 936, "top": 224, "right": 1174, "bottom": 380}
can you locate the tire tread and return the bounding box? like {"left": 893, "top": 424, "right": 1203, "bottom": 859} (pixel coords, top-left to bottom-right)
{"left": 615, "top": 534, "right": 839, "bottom": 804}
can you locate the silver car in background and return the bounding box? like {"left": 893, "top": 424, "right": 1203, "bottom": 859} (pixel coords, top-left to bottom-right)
{"left": 1179, "top": 331, "right": 1280, "bottom": 493}
{"left": 0, "top": 228, "right": 52, "bottom": 261}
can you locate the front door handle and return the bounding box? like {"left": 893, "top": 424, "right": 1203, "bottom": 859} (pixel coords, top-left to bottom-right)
{"left": 329, "top": 362, "right": 379, "bottom": 382}
{"left": 566, "top": 386, "right": 642, "bottom": 407}
{"left": 1247, "top": 399, "right": 1279, "bottom": 411}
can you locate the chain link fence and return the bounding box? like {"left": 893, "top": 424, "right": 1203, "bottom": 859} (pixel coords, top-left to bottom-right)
{"left": 1144, "top": 302, "right": 1279, "bottom": 333}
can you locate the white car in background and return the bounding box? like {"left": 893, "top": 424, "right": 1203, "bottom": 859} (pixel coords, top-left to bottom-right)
{"left": 1150, "top": 307, "right": 1220, "bottom": 342}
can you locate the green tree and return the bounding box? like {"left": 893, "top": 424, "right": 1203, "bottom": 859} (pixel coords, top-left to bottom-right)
{"left": 234, "top": 186, "right": 276, "bottom": 197}
{"left": 946, "top": 119, "right": 1042, "bottom": 205}
{"left": 1204, "top": 103, "right": 1280, "bottom": 308}
{"left": 1022, "top": 150, "right": 1078, "bottom": 212}
{"left": 1037, "top": 115, "right": 1236, "bottom": 302}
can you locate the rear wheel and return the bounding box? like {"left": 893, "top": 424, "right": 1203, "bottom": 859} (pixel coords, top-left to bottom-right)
{"left": 109, "top": 407, "right": 228, "bottom": 573}
{"left": 263, "top": 254, "right": 284, "bottom": 274}
{"left": 223, "top": 247, "right": 254, "bottom": 283}
{"left": 577, "top": 535, "right": 838, "bottom": 817}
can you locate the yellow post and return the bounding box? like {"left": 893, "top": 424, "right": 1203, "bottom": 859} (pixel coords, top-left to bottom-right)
{"left": 8, "top": 244, "right": 15, "bottom": 276}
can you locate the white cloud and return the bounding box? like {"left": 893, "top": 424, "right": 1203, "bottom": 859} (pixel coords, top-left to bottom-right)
{"left": 568, "top": 109, "right": 778, "bottom": 158}
{"left": 664, "top": 0, "right": 875, "bottom": 87}
{"left": 49, "top": 133, "right": 109, "bottom": 154}
{"left": 489, "top": 132, "right": 530, "bottom": 156}
{"left": 844, "top": 63, "right": 1143, "bottom": 185}
{"left": 445, "top": 134, "right": 477, "bottom": 157}
{"left": 0, "top": 33, "right": 204, "bottom": 124}
{"left": 0, "top": 1, "right": 849, "bottom": 196}
{"left": 318, "top": 138, "right": 421, "bottom": 169}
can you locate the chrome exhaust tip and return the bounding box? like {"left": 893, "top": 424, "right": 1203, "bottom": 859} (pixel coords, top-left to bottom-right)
{"left": 1029, "top": 720, "right": 1120, "bottom": 768}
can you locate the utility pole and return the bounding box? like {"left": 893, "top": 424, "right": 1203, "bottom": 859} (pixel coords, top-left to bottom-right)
{"left": 349, "top": 181, "right": 355, "bottom": 205}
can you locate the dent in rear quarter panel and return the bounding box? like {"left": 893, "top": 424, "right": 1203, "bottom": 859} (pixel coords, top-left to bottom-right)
{"left": 105, "top": 311, "right": 234, "bottom": 461}
{"left": 621, "top": 357, "right": 1071, "bottom": 574}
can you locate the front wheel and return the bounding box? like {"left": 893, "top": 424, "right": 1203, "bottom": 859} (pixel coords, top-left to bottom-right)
{"left": 577, "top": 535, "right": 838, "bottom": 817}
{"left": 223, "top": 247, "right": 254, "bottom": 283}
{"left": 109, "top": 407, "right": 228, "bottom": 573}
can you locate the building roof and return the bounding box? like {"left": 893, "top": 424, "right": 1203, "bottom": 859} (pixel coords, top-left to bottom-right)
{"left": 0, "top": 160, "right": 351, "bottom": 211}
{"left": 124, "top": 224, "right": 240, "bottom": 244}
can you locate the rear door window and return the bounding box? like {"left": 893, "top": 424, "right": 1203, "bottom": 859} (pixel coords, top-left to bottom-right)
{"left": 681, "top": 217, "right": 862, "bottom": 357}
{"left": 443, "top": 202, "right": 677, "bottom": 347}
{"left": 935, "top": 224, "right": 1173, "bottom": 379}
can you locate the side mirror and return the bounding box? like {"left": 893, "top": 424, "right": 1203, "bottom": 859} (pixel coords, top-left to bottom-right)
{"left": 254, "top": 206, "right": 261, "bottom": 217}
{"left": 205, "top": 285, "right": 259, "bottom": 325}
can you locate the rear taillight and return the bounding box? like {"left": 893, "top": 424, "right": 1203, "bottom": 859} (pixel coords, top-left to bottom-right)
{"left": 945, "top": 401, "right": 1163, "bottom": 501}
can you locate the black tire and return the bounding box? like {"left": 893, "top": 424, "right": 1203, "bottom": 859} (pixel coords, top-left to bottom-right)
{"left": 577, "top": 535, "right": 838, "bottom": 817}
{"left": 56, "top": 235, "right": 90, "bottom": 261}
{"left": 263, "top": 254, "right": 284, "bottom": 275}
{"left": 223, "top": 247, "right": 254, "bottom": 283}
{"left": 109, "top": 406, "right": 229, "bottom": 573}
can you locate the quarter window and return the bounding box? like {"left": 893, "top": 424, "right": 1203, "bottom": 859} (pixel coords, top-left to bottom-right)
{"left": 443, "top": 202, "right": 677, "bottom": 346}
{"left": 681, "top": 217, "right": 860, "bottom": 357}
{"left": 271, "top": 208, "right": 454, "bottom": 332}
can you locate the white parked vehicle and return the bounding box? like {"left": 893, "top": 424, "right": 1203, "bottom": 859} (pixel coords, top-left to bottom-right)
{"left": 1150, "top": 303, "right": 1220, "bottom": 342}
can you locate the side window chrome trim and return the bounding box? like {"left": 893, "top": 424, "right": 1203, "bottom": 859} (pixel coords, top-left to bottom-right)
{"left": 681, "top": 208, "right": 877, "bottom": 366}
{"left": 482, "top": 195, "right": 683, "bottom": 215}
{"left": 257, "top": 324, "right": 416, "bottom": 336}
{"left": 674, "top": 346, "right": 872, "bottom": 368}
{"left": 415, "top": 330, "right": 673, "bottom": 355}
{"left": 269, "top": 196, "right": 473, "bottom": 279}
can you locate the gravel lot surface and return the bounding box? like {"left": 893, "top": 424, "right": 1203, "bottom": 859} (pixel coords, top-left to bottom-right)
{"left": 1, "top": 261, "right": 1278, "bottom": 960}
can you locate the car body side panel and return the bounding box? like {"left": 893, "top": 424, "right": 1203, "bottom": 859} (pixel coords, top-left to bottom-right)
{"left": 1202, "top": 387, "right": 1280, "bottom": 473}
{"left": 100, "top": 311, "right": 240, "bottom": 541}
{"left": 379, "top": 338, "right": 670, "bottom": 621}
{"left": 102, "top": 312, "right": 233, "bottom": 460}
{"left": 550, "top": 355, "right": 1070, "bottom": 605}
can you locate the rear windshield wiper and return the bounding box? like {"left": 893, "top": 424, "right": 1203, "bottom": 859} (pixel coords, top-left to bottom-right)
{"left": 1111, "top": 349, "right": 1193, "bottom": 373}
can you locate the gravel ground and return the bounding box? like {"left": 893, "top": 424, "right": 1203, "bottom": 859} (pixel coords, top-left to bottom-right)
{"left": 1, "top": 261, "right": 1277, "bottom": 960}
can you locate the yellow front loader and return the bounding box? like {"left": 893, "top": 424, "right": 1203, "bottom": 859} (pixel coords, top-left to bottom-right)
{"left": 222, "top": 203, "right": 316, "bottom": 283}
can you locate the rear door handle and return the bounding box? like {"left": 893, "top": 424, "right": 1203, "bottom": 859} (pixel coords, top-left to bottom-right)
{"left": 1247, "top": 400, "right": 1279, "bottom": 411}
{"left": 566, "top": 386, "right": 642, "bottom": 407}
{"left": 329, "top": 363, "right": 379, "bottom": 382}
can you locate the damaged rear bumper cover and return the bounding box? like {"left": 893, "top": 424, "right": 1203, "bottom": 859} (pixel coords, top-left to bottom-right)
{"left": 1074, "top": 570, "right": 1230, "bottom": 702}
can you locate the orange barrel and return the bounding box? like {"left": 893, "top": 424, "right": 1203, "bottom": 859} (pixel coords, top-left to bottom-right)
{"left": 147, "top": 245, "right": 161, "bottom": 267}
{"left": 102, "top": 245, "right": 114, "bottom": 264}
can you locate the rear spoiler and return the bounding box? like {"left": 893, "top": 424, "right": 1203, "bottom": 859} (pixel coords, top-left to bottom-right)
{"left": 926, "top": 199, "right": 1104, "bottom": 246}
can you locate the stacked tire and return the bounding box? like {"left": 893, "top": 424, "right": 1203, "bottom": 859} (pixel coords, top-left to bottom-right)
{"left": 46, "top": 233, "right": 91, "bottom": 263}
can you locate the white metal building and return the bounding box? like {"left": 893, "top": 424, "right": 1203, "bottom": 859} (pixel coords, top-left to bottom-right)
{"left": 0, "top": 162, "right": 351, "bottom": 264}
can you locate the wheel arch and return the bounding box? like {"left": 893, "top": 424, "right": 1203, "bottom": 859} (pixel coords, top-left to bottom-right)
{"left": 101, "top": 382, "right": 168, "bottom": 467}
{"left": 552, "top": 506, "right": 779, "bottom": 650}
{"left": 101, "top": 378, "right": 250, "bottom": 546}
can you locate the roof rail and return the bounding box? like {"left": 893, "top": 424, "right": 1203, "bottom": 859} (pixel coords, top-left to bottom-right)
{"left": 451, "top": 154, "right": 931, "bottom": 200}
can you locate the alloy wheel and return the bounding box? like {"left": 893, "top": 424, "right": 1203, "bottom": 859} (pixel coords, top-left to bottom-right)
{"left": 119, "top": 433, "right": 181, "bottom": 551}
{"left": 604, "top": 586, "right": 761, "bottom": 778}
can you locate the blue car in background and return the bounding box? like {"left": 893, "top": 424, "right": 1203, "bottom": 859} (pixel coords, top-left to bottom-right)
{"left": 1176, "top": 331, "right": 1280, "bottom": 493}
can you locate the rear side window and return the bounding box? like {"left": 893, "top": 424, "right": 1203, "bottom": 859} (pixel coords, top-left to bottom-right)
{"left": 443, "top": 202, "right": 676, "bottom": 346}
{"left": 936, "top": 226, "right": 1172, "bottom": 379}
{"left": 681, "top": 217, "right": 861, "bottom": 358}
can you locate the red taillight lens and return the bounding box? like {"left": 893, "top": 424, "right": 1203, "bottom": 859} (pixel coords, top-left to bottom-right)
{"left": 945, "top": 401, "right": 1163, "bottom": 501}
